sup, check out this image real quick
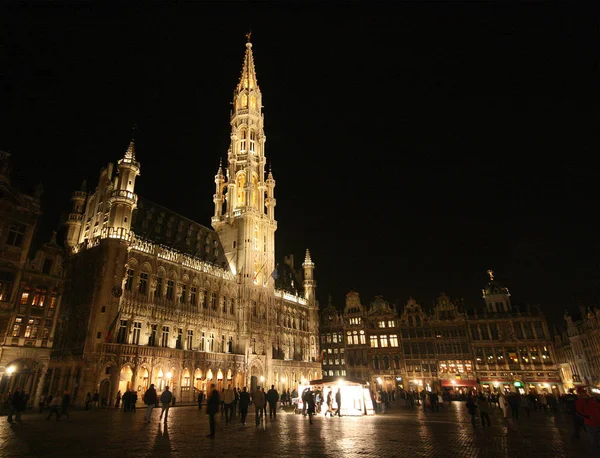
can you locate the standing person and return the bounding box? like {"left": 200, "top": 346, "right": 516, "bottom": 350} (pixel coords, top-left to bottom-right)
{"left": 61, "top": 390, "right": 71, "bottom": 421}
{"left": 143, "top": 384, "right": 158, "bottom": 423}
{"left": 115, "top": 390, "right": 122, "bottom": 409}
{"left": 223, "top": 384, "right": 235, "bottom": 425}
{"left": 233, "top": 387, "right": 239, "bottom": 417}
{"left": 267, "top": 385, "right": 279, "bottom": 419}
{"left": 508, "top": 393, "right": 520, "bottom": 421}
{"left": 159, "top": 386, "right": 173, "bottom": 423}
{"left": 7, "top": 390, "right": 22, "bottom": 423}
{"left": 197, "top": 390, "right": 204, "bottom": 410}
{"left": 84, "top": 392, "right": 91, "bottom": 411}
{"left": 335, "top": 388, "right": 342, "bottom": 417}
{"left": 466, "top": 394, "right": 478, "bottom": 427}
{"left": 477, "top": 394, "right": 491, "bottom": 427}
{"left": 92, "top": 390, "right": 100, "bottom": 409}
{"left": 38, "top": 394, "right": 46, "bottom": 413}
{"left": 498, "top": 392, "right": 509, "bottom": 419}
{"left": 253, "top": 386, "right": 266, "bottom": 426}
{"left": 239, "top": 386, "right": 250, "bottom": 425}
{"left": 46, "top": 393, "right": 62, "bottom": 421}
{"left": 564, "top": 388, "right": 585, "bottom": 440}
{"left": 206, "top": 384, "right": 220, "bottom": 438}
{"left": 131, "top": 389, "right": 138, "bottom": 412}
{"left": 305, "top": 388, "right": 316, "bottom": 424}
{"left": 576, "top": 387, "right": 600, "bottom": 449}
{"left": 325, "top": 390, "right": 333, "bottom": 417}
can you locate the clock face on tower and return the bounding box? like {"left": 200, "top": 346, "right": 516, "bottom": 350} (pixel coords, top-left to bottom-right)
{"left": 111, "top": 286, "right": 123, "bottom": 298}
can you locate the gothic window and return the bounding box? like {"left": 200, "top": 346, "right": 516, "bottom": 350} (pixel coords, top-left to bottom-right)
{"left": 125, "top": 269, "right": 134, "bottom": 291}
{"left": 249, "top": 130, "right": 256, "bottom": 153}
{"left": 221, "top": 296, "right": 226, "bottom": 313}
{"left": 251, "top": 175, "right": 259, "bottom": 207}
{"left": 229, "top": 298, "right": 235, "bottom": 314}
{"left": 211, "top": 292, "right": 217, "bottom": 310}
{"left": 32, "top": 287, "right": 46, "bottom": 307}
{"left": 250, "top": 95, "right": 256, "bottom": 110}
{"left": 187, "top": 330, "right": 194, "bottom": 350}
{"left": 6, "top": 223, "right": 26, "bottom": 247}
{"left": 139, "top": 272, "right": 148, "bottom": 295}
{"left": 166, "top": 280, "right": 174, "bottom": 300}
{"left": 236, "top": 173, "right": 246, "bottom": 206}
{"left": 241, "top": 94, "right": 248, "bottom": 108}
{"left": 190, "top": 287, "right": 197, "bottom": 307}
{"left": 253, "top": 226, "right": 258, "bottom": 251}
{"left": 176, "top": 328, "right": 183, "bottom": 349}
{"left": 161, "top": 326, "right": 169, "bottom": 347}
{"left": 155, "top": 276, "right": 163, "bottom": 298}
{"left": 180, "top": 284, "right": 187, "bottom": 304}
{"left": 116, "top": 320, "right": 128, "bottom": 344}
{"left": 12, "top": 317, "right": 23, "bottom": 337}
{"left": 239, "top": 128, "right": 247, "bottom": 152}
{"left": 132, "top": 322, "right": 142, "bottom": 345}
{"left": 20, "top": 285, "right": 30, "bottom": 305}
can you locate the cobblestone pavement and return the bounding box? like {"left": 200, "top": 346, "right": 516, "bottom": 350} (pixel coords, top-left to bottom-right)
{"left": 0, "top": 402, "right": 594, "bottom": 457}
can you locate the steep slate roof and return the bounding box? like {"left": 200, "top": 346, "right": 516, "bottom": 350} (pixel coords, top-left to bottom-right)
{"left": 131, "top": 197, "right": 230, "bottom": 269}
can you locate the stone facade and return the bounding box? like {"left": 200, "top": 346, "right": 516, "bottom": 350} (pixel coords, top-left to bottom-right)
{"left": 48, "top": 39, "right": 321, "bottom": 406}
{"left": 0, "top": 150, "right": 65, "bottom": 404}
{"left": 554, "top": 306, "right": 600, "bottom": 389}
{"left": 320, "top": 272, "right": 561, "bottom": 395}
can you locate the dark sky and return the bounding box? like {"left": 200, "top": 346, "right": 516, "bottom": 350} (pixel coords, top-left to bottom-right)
{"left": 1, "top": 2, "right": 598, "bottom": 328}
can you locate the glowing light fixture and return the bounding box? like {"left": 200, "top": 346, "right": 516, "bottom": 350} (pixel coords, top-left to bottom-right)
{"left": 166, "top": 372, "right": 172, "bottom": 379}
{"left": 6, "top": 366, "right": 15, "bottom": 375}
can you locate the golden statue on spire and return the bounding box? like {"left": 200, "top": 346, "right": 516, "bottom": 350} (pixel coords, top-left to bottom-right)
{"left": 487, "top": 269, "right": 494, "bottom": 281}
{"left": 246, "top": 31, "right": 252, "bottom": 42}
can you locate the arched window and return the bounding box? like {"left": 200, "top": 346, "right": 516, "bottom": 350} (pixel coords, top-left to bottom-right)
{"left": 249, "top": 130, "right": 256, "bottom": 153}
{"left": 239, "top": 128, "right": 247, "bottom": 152}
{"left": 250, "top": 94, "right": 256, "bottom": 110}
{"left": 236, "top": 173, "right": 246, "bottom": 206}
{"left": 241, "top": 93, "right": 248, "bottom": 108}
{"left": 394, "top": 355, "right": 400, "bottom": 369}
{"left": 373, "top": 356, "right": 379, "bottom": 370}
{"left": 251, "top": 175, "right": 259, "bottom": 208}
{"left": 383, "top": 355, "right": 389, "bottom": 369}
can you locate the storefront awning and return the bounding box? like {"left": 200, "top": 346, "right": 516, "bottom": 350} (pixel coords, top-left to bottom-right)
{"left": 441, "top": 379, "right": 477, "bottom": 387}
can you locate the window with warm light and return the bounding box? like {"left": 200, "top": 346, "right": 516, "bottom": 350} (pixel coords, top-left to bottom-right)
{"left": 370, "top": 336, "right": 378, "bottom": 348}
{"left": 380, "top": 335, "right": 388, "bottom": 348}
{"left": 389, "top": 334, "right": 399, "bottom": 347}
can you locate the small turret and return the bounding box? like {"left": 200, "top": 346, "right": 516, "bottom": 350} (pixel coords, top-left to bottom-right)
{"left": 265, "top": 165, "right": 276, "bottom": 221}
{"left": 482, "top": 269, "right": 512, "bottom": 313}
{"left": 108, "top": 137, "right": 140, "bottom": 237}
{"left": 64, "top": 179, "right": 88, "bottom": 247}
{"left": 302, "top": 249, "right": 316, "bottom": 302}
{"left": 213, "top": 159, "right": 226, "bottom": 219}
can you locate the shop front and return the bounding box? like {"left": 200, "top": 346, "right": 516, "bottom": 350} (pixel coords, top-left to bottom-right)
{"left": 440, "top": 379, "right": 478, "bottom": 396}
{"left": 297, "top": 376, "right": 375, "bottom": 416}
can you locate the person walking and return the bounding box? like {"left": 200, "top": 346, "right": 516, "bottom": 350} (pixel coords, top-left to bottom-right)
{"left": 159, "top": 386, "right": 173, "bottom": 423}
{"left": 206, "top": 384, "right": 220, "bottom": 438}
{"left": 84, "top": 392, "right": 91, "bottom": 411}
{"left": 253, "top": 386, "right": 266, "bottom": 426}
{"left": 576, "top": 387, "right": 600, "bottom": 449}
{"left": 239, "top": 387, "right": 250, "bottom": 425}
{"left": 335, "top": 388, "right": 342, "bottom": 417}
{"left": 143, "top": 384, "right": 158, "bottom": 423}
{"left": 223, "top": 384, "right": 235, "bottom": 424}
{"left": 115, "top": 390, "right": 122, "bottom": 409}
{"left": 46, "top": 393, "right": 62, "bottom": 421}
{"left": 267, "top": 385, "right": 279, "bottom": 419}
{"left": 565, "top": 388, "right": 585, "bottom": 440}
{"left": 498, "top": 392, "right": 509, "bottom": 419}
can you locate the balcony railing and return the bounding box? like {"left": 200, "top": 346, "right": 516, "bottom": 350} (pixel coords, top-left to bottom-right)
{"left": 100, "top": 342, "right": 245, "bottom": 363}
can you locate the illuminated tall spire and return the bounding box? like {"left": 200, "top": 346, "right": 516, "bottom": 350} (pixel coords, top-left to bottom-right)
{"left": 237, "top": 35, "right": 259, "bottom": 94}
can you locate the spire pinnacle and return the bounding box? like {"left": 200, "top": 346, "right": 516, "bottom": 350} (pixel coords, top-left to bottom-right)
{"left": 303, "top": 249, "right": 314, "bottom": 267}
{"left": 487, "top": 269, "right": 494, "bottom": 281}
{"left": 237, "top": 36, "right": 259, "bottom": 93}
{"left": 123, "top": 124, "right": 137, "bottom": 162}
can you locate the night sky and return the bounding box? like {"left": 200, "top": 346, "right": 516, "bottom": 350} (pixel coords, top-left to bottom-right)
{"left": 1, "top": 2, "right": 597, "bottom": 328}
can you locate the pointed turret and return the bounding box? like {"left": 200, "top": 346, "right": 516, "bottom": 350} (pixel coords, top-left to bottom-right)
{"left": 213, "top": 159, "right": 226, "bottom": 218}
{"left": 302, "top": 249, "right": 316, "bottom": 302}
{"left": 237, "top": 34, "right": 259, "bottom": 94}
{"left": 107, "top": 137, "right": 141, "bottom": 237}
{"left": 65, "top": 179, "right": 88, "bottom": 248}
